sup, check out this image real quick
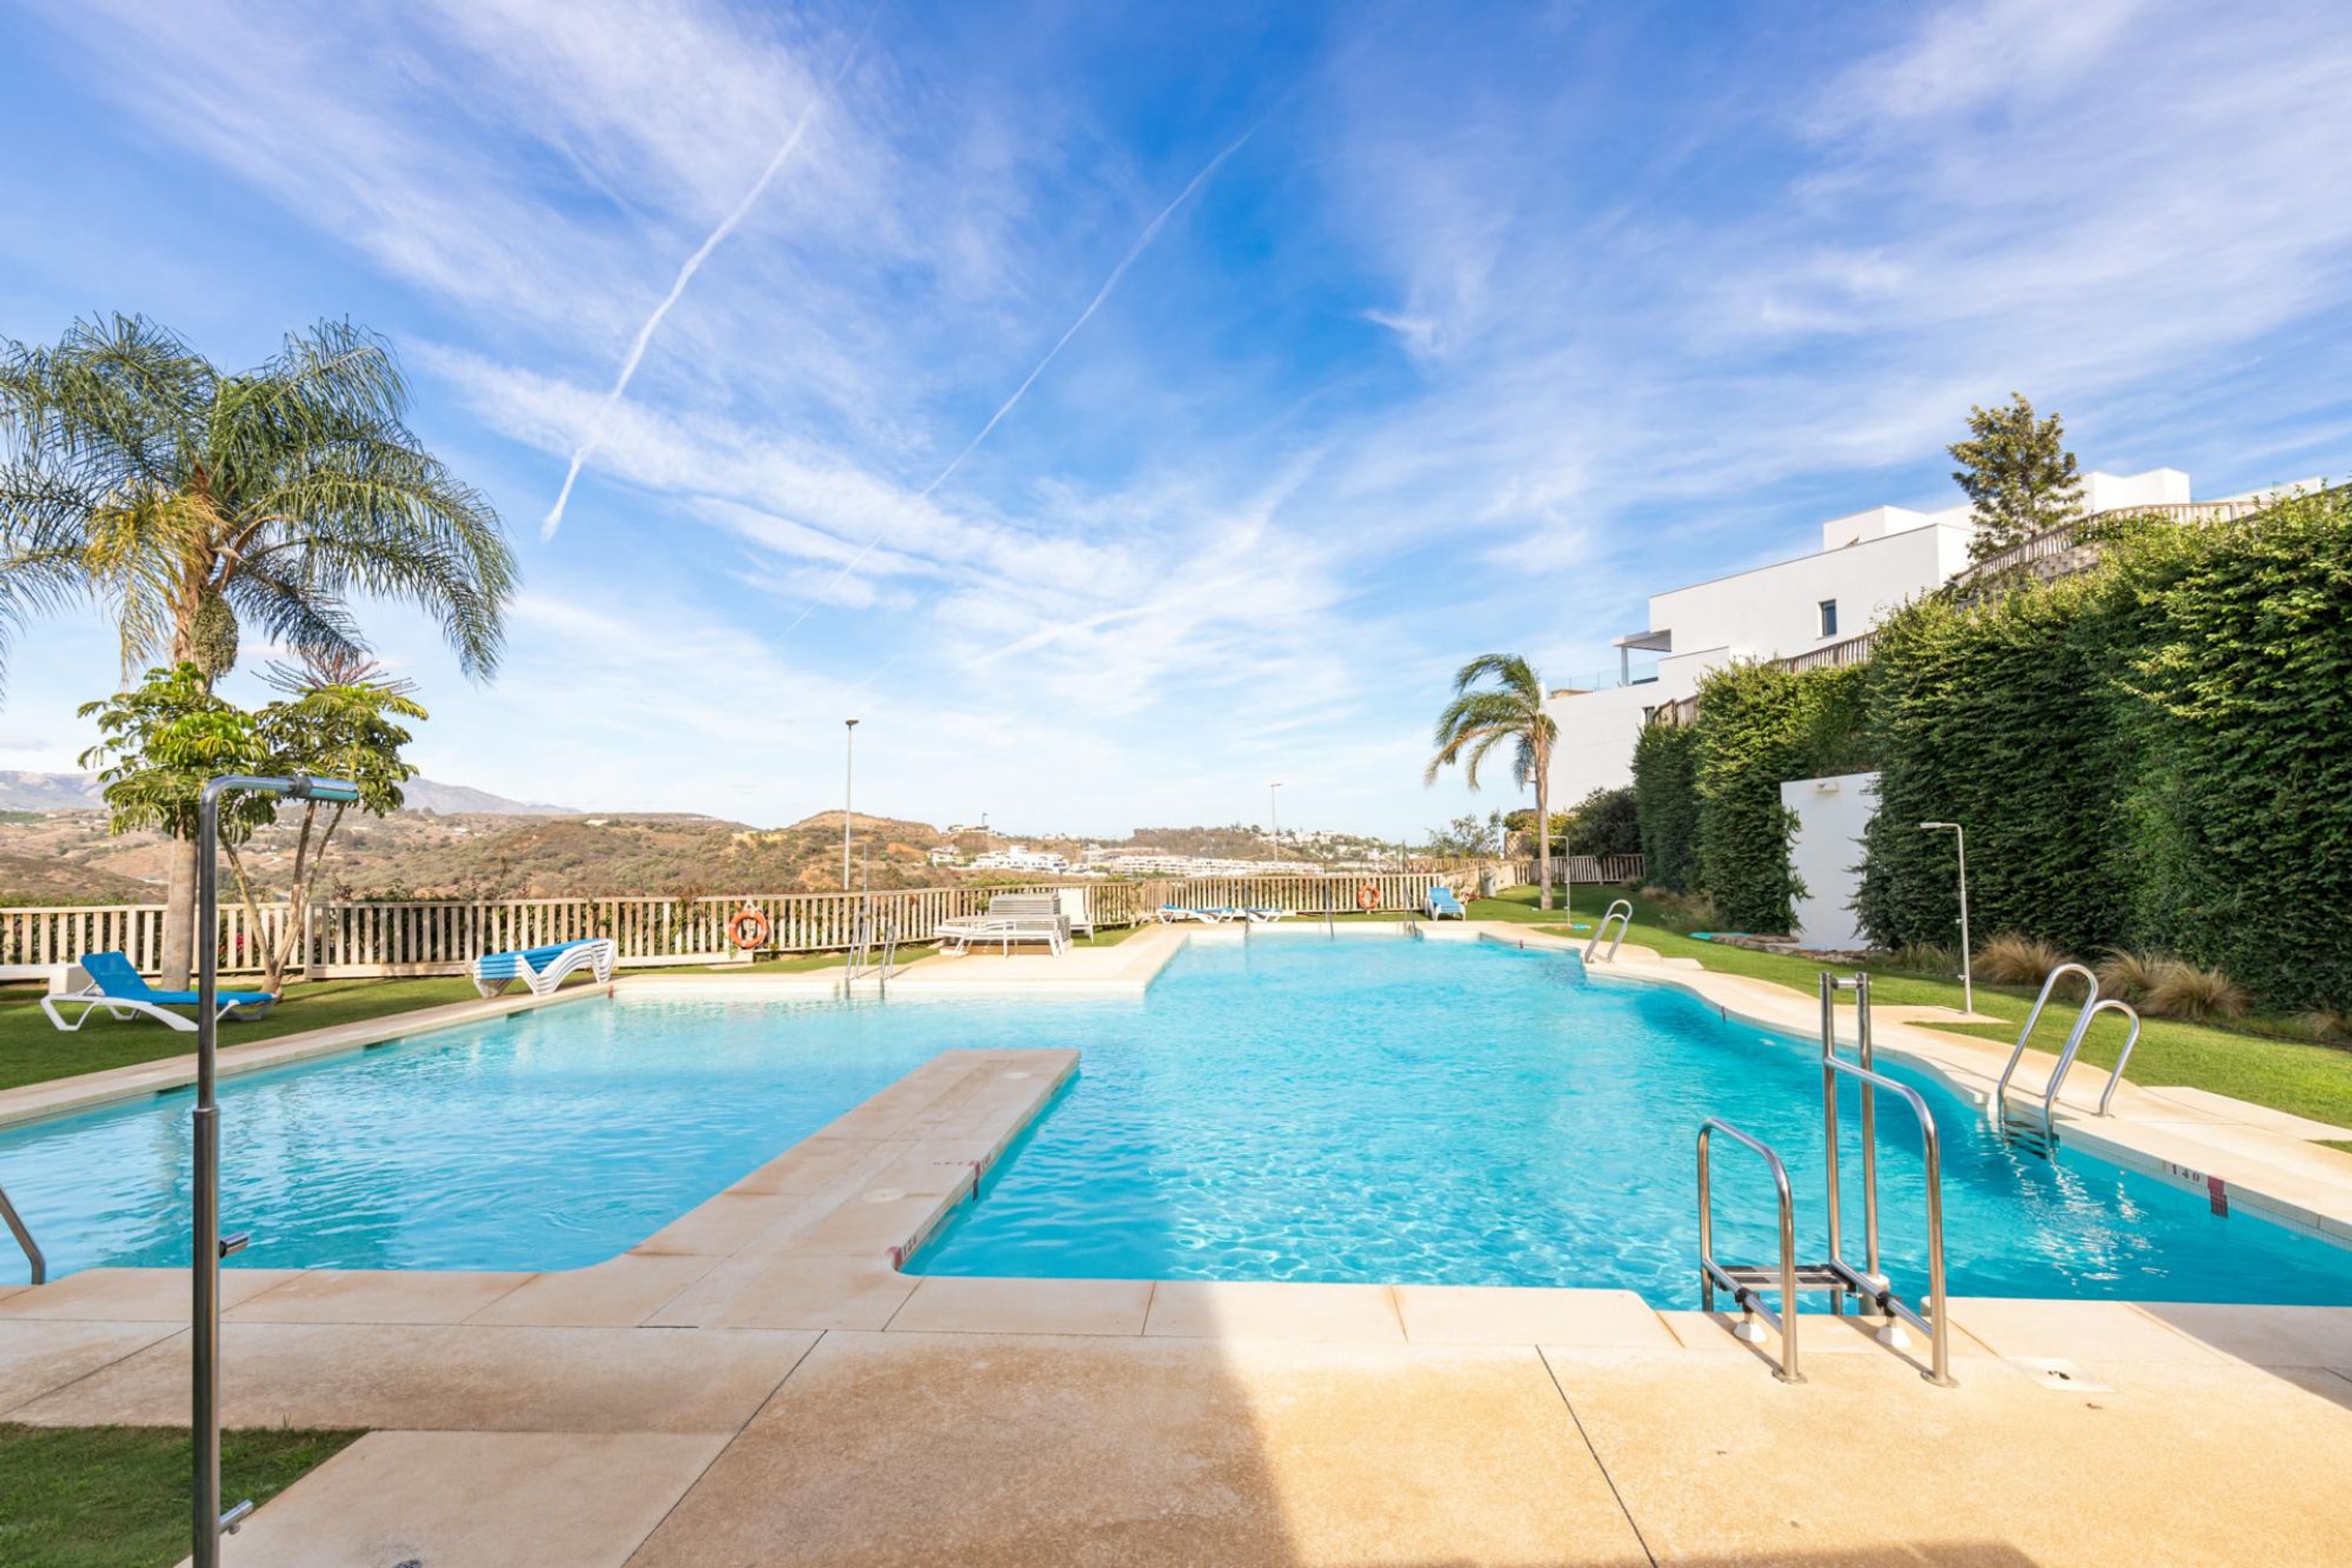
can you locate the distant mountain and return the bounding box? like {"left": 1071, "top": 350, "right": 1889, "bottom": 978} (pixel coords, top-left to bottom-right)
{"left": 0, "top": 771, "right": 106, "bottom": 811}
{"left": 0, "top": 771, "right": 575, "bottom": 818}
{"left": 397, "top": 779, "right": 579, "bottom": 816}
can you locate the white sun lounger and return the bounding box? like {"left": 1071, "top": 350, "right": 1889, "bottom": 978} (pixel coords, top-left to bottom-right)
{"left": 471, "top": 938, "right": 616, "bottom": 997}
{"left": 935, "top": 894, "right": 1071, "bottom": 956}
{"left": 40, "top": 952, "right": 277, "bottom": 1033}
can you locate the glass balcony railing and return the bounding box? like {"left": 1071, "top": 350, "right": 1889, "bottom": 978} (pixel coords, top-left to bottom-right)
{"left": 1555, "top": 659, "right": 1661, "bottom": 693}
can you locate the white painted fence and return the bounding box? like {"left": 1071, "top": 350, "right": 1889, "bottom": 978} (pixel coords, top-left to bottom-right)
{"left": 1, "top": 867, "right": 1550, "bottom": 978}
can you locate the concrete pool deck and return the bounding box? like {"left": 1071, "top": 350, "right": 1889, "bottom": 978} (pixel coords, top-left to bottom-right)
{"left": 3, "top": 920, "right": 2352, "bottom": 1563}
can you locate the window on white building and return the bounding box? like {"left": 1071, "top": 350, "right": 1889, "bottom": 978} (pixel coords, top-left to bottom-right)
{"left": 1817, "top": 598, "right": 1838, "bottom": 638}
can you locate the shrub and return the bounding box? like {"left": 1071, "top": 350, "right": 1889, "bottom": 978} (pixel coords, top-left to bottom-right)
{"left": 2295, "top": 1010, "right": 2352, "bottom": 1047}
{"left": 1561, "top": 786, "right": 1640, "bottom": 858}
{"left": 1893, "top": 940, "right": 1958, "bottom": 978}
{"left": 1637, "top": 885, "right": 1720, "bottom": 929}
{"left": 1975, "top": 932, "right": 2075, "bottom": 985}
{"left": 1691, "top": 662, "right": 1873, "bottom": 933}
{"left": 1630, "top": 722, "right": 1701, "bottom": 894}
{"left": 2093, "top": 949, "right": 2167, "bottom": 1004}
{"left": 2142, "top": 960, "right": 2250, "bottom": 1022}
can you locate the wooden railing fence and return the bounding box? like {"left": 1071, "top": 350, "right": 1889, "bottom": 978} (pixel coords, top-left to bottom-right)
{"left": 1, "top": 863, "right": 1610, "bottom": 978}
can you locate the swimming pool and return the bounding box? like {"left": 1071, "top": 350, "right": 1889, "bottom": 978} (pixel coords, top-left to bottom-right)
{"left": 5, "top": 933, "right": 2350, "bottom": 1305}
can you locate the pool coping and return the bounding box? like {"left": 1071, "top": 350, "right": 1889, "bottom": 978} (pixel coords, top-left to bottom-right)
{"left": 1526, "top": 924, "right": 2352, "bottom": 1251}
{"left": 5, "top": 920, "right": 2351, "bottom": 1400}
{"left": 7, "top": 1028, "right": 2350, "bottom": 1420}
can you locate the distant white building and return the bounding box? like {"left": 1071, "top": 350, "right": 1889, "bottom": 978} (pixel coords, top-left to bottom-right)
{"left": 1546, "top": 469, "right": 2299, "bottom": 803}
{"left": 969, "top": 845, "right": 1070, "bottom": 873}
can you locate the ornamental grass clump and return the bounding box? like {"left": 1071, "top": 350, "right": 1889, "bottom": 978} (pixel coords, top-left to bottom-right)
{"left": 1974, "top": 933, "right": 2075, "bottom": 985}
{"left": 2142, "top": 960, "right": 2249, "bottom": 1023}
{"left": 2093, "top": 949, "right": 2168, "bottom": 1005}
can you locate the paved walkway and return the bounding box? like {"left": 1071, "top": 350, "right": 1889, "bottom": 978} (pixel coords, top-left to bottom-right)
{"left": 3, "top": 922, "right": 2351, "bottom": 1563}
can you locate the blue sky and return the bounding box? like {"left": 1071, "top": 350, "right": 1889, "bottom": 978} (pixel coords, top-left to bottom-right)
{"left": 3, "top": 0, "right": 2349, "bottom": 837}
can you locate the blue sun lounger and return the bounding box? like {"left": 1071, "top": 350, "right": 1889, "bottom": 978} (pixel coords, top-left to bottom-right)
{"left": 472, "top": 938, "right": 617, "bottom": 997}
{"left": 1421, "top": 885, "right": 1468, "bottom": 920}
{"left": 40, "top": 951, "right": 277, "bottom": 1033}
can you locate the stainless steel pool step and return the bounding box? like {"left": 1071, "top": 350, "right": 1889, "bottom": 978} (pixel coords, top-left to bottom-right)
{"left": 1716, "top": 1261, "right": 1846, "bottom": 1291}
{"left": 0, "top": 1175, "right": 42, "bottom": 1285}
{"left": 1692, "top": 971, "right": 1956, "bottom": 1388}
{"left": 1988, "top": 964, "right": 2143, "bottom": 1153}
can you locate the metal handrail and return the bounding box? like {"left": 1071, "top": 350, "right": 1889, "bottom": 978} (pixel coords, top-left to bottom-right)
{"left": 1697, "top": 1119, "right": 1802, "bottom": 1383}
{"left": 2040, "top": 996, "right": 2140, "bottom": 1123}
{"left": 1820, "top": 984, "right": 1953, "bottom": 1386}
{"left": 1990, "top": 963, "right": 2099, "bottom": 1120}
{"left": 877, "top": 921, "right": 899, "bottom": 999}
{"left": 1584, "top": 899, "right": 1633, "bottom": 963}
{"left": 0, "top": 1178, "right": 43, "bottom": 1285}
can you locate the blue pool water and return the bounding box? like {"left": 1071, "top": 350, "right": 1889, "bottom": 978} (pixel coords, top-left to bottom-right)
{"left": 5, "top": 934, "right": 2350, "bottom": 1305}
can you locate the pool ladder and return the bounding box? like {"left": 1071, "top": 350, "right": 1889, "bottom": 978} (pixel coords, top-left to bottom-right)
{"left": 1584, "top": 899, "right": 1633, "bottom": 963}
{"left": 1695, "top": 972, "right": 1955, "bottom": 1386}
{"left": 840, "top": 913, "right": 900, "bottom": 1000}
{"left": 1, "top": 1175, "right": 42, "bottom": 1285}
{"left": 1988, "top": 963, "right": 2141, "bottom": 1154}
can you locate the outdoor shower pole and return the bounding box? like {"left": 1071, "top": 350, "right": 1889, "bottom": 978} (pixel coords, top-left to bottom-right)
{"left": 1920, "top": 822, "right": 1972, "bottom": 1014}
{"left": 194, "top": 772, "right": 356, "bottom": 1568}
{"left": 843, "top": 718, "right": 859, "bottom": 891}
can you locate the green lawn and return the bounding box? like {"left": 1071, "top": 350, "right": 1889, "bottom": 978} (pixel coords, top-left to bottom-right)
{"left": 0, "top": 975, "right": 486, "bottom": 1094}
{"left": 0, "top": 1425, "right": 360, "bottom": 1568}
{"left": 1473, "top": 883, "right": 2352, "bottom": 1129}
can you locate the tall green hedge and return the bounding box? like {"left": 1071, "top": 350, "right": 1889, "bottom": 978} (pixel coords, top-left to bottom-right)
{"left": 1855, "top": 572, "right": 2138, "bottom": 959}
{"left": 1691, "top": 662, "right": 1873, "bottom": 931}
{"left": 1631, "top": 720, "right": 1700, "bottom": 892}
{"left": 2113, "top": 492, "right": 2352, "bottom": 1008}
{"left": 1855, "top": 488, "right": 2352, "bottom": 1011}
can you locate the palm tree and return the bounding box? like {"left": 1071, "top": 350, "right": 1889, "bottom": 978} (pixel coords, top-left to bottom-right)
{"left": 1425, "top": 652, "right": 1559, "bottom": 909}
{"left": 1, "top": 314, "right": 515, "bottom": 985}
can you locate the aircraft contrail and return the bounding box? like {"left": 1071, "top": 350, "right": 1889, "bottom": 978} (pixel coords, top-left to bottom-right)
{"left": 542, "top": 1, "right": 887, "bottom": 539}
{"left": 771, "top": 122, "right": 1259, "bottom": 637}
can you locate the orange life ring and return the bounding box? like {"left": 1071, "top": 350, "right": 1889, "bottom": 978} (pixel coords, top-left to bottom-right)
{"left": 727, "top": 907, "right": 771, "bottom": 950}
{"left": 1356, "top": 883, "right": 1380, "bottom": 911}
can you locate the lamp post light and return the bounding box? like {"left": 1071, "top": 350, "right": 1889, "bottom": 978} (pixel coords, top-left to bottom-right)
{"left": 843, "top": 719, "right": 859, "bottom": 891}
{"left": 1919, "top": 821, "right": 1972, "bottom": 1014}
{"left": 1269, "top": 782, "right": 1283, "bottom": 862}
{"left": 193, "top": 773, "right": 358, "bottom": 1568}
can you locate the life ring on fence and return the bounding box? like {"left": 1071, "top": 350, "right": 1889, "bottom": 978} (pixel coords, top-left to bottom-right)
{"left": 727, "top": 907, "right": 771, "bottom": 950}
{"left": 1355, "top": 883, "right": 1380, "bottom": 911}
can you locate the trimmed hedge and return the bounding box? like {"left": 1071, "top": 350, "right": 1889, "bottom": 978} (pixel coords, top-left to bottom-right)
{"left": 1630, "top": 720, "right": 1700, "bottom": 892}
{"left": 1855, "top": 572, "right": 2137, "bottom": 960}
{"left": 1857, "top": 488, "right": 2352, "bottom": 1011}
{"left": 1691, "top": 662, "right": 1873, "bottom": 932}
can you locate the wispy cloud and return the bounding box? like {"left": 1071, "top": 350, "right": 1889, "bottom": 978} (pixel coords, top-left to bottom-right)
{"left": 541, "top": 0, "right": 887, "bottom": 537}
{"left": 10, "top": 0, "right": 2352, "bottom": 833}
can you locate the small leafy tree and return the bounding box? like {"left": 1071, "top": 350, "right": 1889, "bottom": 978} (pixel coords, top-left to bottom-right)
{"left": 1426, "top": 653, "right": 1559, "bottom": 906}
{"left": 78, "top": 665, "right": 278, "bottom": 973}
{"left": 223, "top": 652, "right": 426, "bottom": 990}
{"left": 1560, "top": 786, "right": 1640, "bottom": 859}
{"left": 1424, "top": 811, "right": 1504, "bottom": 859}
{"left": 1949, "top": 392, "right": 2084, "bottom": 561}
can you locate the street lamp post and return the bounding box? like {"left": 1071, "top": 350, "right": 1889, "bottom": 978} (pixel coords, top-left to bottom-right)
{"left": 843, "top": 719, "right": 859, "bottom": 891}
{"left": 1269, "top": 782, "right": 1283, "bottom": 862}
{"left": 194, "top": 773, "right": 358, "bottom": 1568}
{"left": 1919, "top": 821, "right": 1972, "bottom": 1014}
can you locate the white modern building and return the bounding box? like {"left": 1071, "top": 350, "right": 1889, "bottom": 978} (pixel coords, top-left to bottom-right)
{"left": 1546, "top": 469, "right": 2297, "bottom": 803}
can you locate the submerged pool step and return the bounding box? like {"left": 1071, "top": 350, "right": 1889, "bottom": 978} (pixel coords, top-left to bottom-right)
{"left": 1715, "top": 1261, "right": 1846, "bottom": 1294}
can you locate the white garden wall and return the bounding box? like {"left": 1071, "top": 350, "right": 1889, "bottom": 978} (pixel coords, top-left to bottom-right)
{"left": 1781, "top": 771, "right": 1879, "bottom": 951}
